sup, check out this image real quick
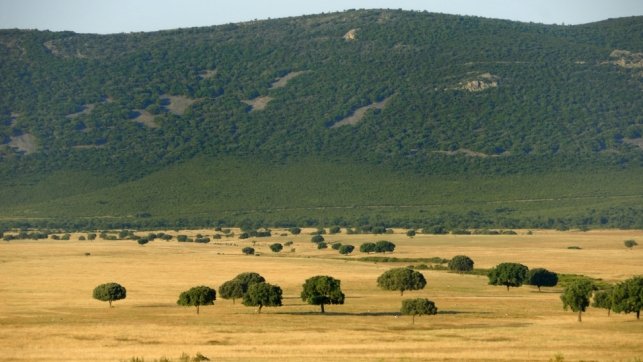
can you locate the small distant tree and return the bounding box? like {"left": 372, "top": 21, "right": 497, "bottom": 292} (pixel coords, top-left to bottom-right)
{"left": 561, "top": 279, "right": 594, "bottom": 322}
{"left": 592, "top": 289, "right": 613, "bottom": 316}
{"left": 311, "top": 235, "right": 325, "bottom": 243}
{"left": 374, "top": 240, "right": 396, "bottom": 253}
{"left": 488, "top": 262, "right": 529, "bottom": 291}
{"left": 527, "top": 268, "right": 558, "bottom": 291}
{"left": 329, "top": 226, "right": 341, "bottom": 234}
{"left": 447, "top": 255, "right": 474, "bottom": 273}
{"left": 137, "top": 238, "right": 149, "bottom": 245}
{"left": 242, "top": 247, "right": 255, "bottom": 255}
{"left": 359, "top": 242, "right": 376, "bottom": 253}
{"left": 243, "top": 282, "right": 283, "bottom": 313}
{"left": 338, "top": 244, "right": 354, "bottom": 255}
{"left": 331, "top": 242, "right": 342, "bottom": 250}
{"left": 87, "top": 233, "right": 97, "bottom": 240}
{"left": 93, "top": 282, "right": 127, "bottom": 308}
{"left": 611, "top": 276, "right": 643, "bottom": 319}
{"left": 406, "top": 229, "right": 416, "bottom": 237}
{"left": 317, "top": 242, "right": 328, "bottom": 249}
{"left": 289, "top": 227, "right": 301, "bottom": 235}
{"left": 401, "top": 298, "right": 438, "bottom": 324}
{"left": 218, "top": 279, "right": 244, "bottom": 304}
{"left": 377, "top": 268, "right": 427, "bottom": 296}
{"left": 624, "top": 240, "right": 638, "bottom": 249}
{"left": 269, "top": 243, "right": 283, "bottom": 253}
{"left": 301, "top": 275, "right": 345, "bottom": 313}
{"left": 177, "top": 286, "right": 216, "bottom": 315}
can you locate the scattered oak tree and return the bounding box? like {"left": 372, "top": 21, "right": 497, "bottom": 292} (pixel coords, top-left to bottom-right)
{"left": 92, "top": 282, "right": 127, "bottom": 308}
{"left": 311, "top": 235, "right": 325, "bottom": 244}
{"left": 488, "top": 262, "right": 529, "bottom": 291}
{"left": 560, "top": 279, "right": 594, "bottom": 322}
{"left": 374, "top": 240, "right": 396, "bottom": 253}
{"left": 624, "top": 239, "right": 638, "bottom": 249}
{"left": 406, "top": 229, "right": 416, "bottom": 237}
{"left": 527, "top": 268, "right": 558, "bottom": 291}
{"left": 289, "top": 227, "right": 301, "bottom": 235}
{"left": 377, "top": 267, "right": 427, "bottom": 296}
{"left": 177, "top": 285, "right": 216, "bottom": 315}
{"left": 447, "top": 255, "right": 474, "bottom": 273}
{"left": 269, "top": 243, "right": 283, "bottom": 253}
{"left": 401, "top": 298, "right": 438, "bottom": 324}
{"left": 218, "top": 279, "right": 244, "bottom": 304}
{"left": 243, "top": 282, "right": 283, "bottom": 313}
{"left": 301, "top": 275, "right": 345, "bottom": 313}
{"left": 611, "top": 276, "right": 643, "bottom": 319}
{"left": 359, "top": 242, "right": 376, "bottom": 253}
{"left": 242, "top": 247, "right": 255, "bottom": 255}
{"left": 592, "top": 289, "right": 613, "bottom": 316}
{"left": 338, "top": 244, "right": 354, "bottom": 255}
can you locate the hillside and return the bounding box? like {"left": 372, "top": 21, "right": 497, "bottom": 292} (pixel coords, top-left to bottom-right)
{"left": 0, "top": 10, "right": 642, "bottom": 229}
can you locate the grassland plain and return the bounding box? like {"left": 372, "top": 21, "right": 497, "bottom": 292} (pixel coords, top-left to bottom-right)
{"left": 0, "top": 229, "right": 642, "bottom": 361}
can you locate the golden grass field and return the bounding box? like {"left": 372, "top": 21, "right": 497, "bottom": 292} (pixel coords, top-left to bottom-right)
{"left": 0, "top": 229, "right": 642, "bottom": 361}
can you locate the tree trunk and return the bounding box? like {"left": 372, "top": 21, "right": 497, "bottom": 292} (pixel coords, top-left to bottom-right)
{"left": 412, "top": 314, "right": 415, "bottom": 325}
{"left": 232, "top": 298, "right": 236, "bottom": 305}
{"left": 506, "top": 285, "right": 510, "bottom": 291}
{"left": 196, "top": 305, "right": 200, "bottom": 315}
{"left": 258, "top": 304, "right": 263, "bottom": 314}
{"left": 538, "top": 286, "right": 541, "bottom": 292}
{"left": 608, "top": 309, "right": 611, "bottom": 317}
{"left": 320, "top": 303, "right": 325, "bottom": 313}
{"left": 637, "top": 310, "right": 640, "bottom": 320}
{"left": 109, "top": 300, "right": 112, "bottom": 308}
{"left": 578, "top": 311, "right": 582, "bottom": 322}
{"left": 400, "top": 290, "right": 404, "bottom": 296}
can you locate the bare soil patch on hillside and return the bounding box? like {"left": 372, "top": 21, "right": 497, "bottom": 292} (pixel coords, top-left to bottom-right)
{"left": 8, "top": 133, "right": 38, "bottom": 154}
{"left": 66, "top": 104, "right": 96, "bottom": 119}
{"left": 331, "top": 96, "right": 393, "bottom": 128}
{"left": 242, "top": 96, "right": 273, "bottom": 112}
{"left": 131, "top": 110, "right": 159, "bottom": 128}
{"left": 270, "top": 71, "right": 308, "bottom": 89}
{"left": 624, "top": 138, "right": 643, "bottom": 150}
{"left": 160, "top": 95, "right": 197, "bottom": 116}
{"left": 199, "top": 69, "right": 217, "bottom": 79}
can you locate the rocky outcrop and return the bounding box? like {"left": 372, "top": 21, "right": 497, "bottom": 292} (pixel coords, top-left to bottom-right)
{"left": 460, "top": 73, "right": 499, "bottom": 92}
{"left": 609, "top": 49, "right": 643, "bottom": 69}
{"left": 343, "top": 29, "right": 358, "bottom": 41}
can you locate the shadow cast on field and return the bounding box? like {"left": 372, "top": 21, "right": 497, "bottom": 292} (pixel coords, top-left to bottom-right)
{"left": 274, "top": 311, "right": 400, "bottom": 317}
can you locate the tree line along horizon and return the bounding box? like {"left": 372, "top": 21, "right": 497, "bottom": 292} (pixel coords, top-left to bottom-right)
{"left": 92, "top": 256, "right": 643, "bottom": 323}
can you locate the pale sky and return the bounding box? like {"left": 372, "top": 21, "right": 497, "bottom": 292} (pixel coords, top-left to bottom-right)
{"left": 1, "top": 0, "right": 642, "bottom": 34}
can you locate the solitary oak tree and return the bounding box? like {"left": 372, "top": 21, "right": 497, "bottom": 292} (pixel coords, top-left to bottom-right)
{"left": 611, "top": 276, "right": 643, "bottom": 319}
{"left": 377, "top": 267, "right": 426, "bottom": 296}
{"left": 624, "top": 239, "right": 638, "bottom": 249}
{"left": 243, "top": 282, "right": 283, "bottom": 313}
{"left": 93, "top": 282, "right": 127, "bottom": 308}
{"left": 488, "top": 262, "right": 529, "bottom": 291}
{"left": 401, "top": 298, "right": 438, "bottom": 324}
{"left": 447, "top": 255, "right": 474, "bottom": 273}
{"left": 527, "top": 268, "right": 558, "bottom": 291}
{"left": 177, "top": 285, "right": 216, "bottom": 315}
{"left": 301, "top": 275, "right": 345, "bottom": 313}
{"left": 561, "top": 279, "right": 594, "bottom": 322}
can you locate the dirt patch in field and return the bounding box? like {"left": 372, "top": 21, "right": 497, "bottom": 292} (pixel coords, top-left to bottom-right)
{"left": 131, "top": 111, "right": 159, "bottom": 128}
{"left": 199, "top": 69, "right": 217, "bottom": 79}
{"left": 242, "top": 96, "right": 273, "bottom": 112}
{"left": 624, "top": 138, "right": 643, "bottom": 150}
{"left": 8, "top": 133, "right": 38, "bottom": 154}
{"left": 160, "top": 95, "right": 197, "bottom": 116}
{"left": 331, "top": 96, "right": 393, "bottom": 128}
{"left": 66, "top": 104, "right": 96, "bottom": 119}
{"left": 270, "top": 71, "right": 308, "bottom": 89}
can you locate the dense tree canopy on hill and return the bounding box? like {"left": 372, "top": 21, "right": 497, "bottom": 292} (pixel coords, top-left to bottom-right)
{"left": 0, "top": 10, "right": 642, "bottom": 229}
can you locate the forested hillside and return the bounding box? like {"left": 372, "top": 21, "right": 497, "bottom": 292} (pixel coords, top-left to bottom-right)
{"left": 1, "top": 10, "right": 642, "bottom": 229}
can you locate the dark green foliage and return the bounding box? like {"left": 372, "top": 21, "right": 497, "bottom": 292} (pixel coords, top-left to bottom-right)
{"left": 177, "top": 286, "right": 216, "bottom": 315}
{"left": 284, "top": 240, "right": 293, "bottom": 246}
{"left": 624, "top": 239, "right": 638, "bottom": 249}
{"left": 406, "top": 229, "right": 416, "bottom": 237}
{"left": 527, "top": 268, "right": 558, "bottom": 291}
{"left": 401, "top": 298, "right": 438, "bottom": 324}
{"left": 329, "top": 226, "right": 341, "bottom": 234}
{"left": 377, "top": 267, "right": 427, "bottom": 296}
{"left": 488, "top": 263, "right": 529, "bottom": 290}
{"left": 360, "top": 242, "right": 376, "bottom": 253}
{"left": 137, "top": 238, "right": 149, "bottom": 245}
{"left": 611, "top": 276, "right": 643, "bottom": 319}
{"left": 592, "top": 289, "right": 613, "bottom": 316}
{"left": 317, "top": 242, "right": 327, "bottom": 250}
{"left": 331, "top": 242, "right": 342, "bottom": 250}
{"left": 311, "top": 235, "right": 325, "bottom": 244}
{"left": 242, "top": 282, "right": 283, "bottom": 313}
{"left": 92, "top": 282, "right": 126, "bottom": 307}
{"left": 447, "top": 255, "right": 474, "bottom": 273}
{"left": 218, "top": 279, "right": 244, "bottom": 304}
{"left": 300, "top": 275, "right": 345, "bottom": 313}
{"left": 561, "top": 279, "right": 595, "bottom": 321}
{"left": 242, "top": 247, "right": 255, "bottom": 255}
{"left": 269, "top": 243, "right": 283, "bottom": 253}
{"left": 374, "top": 240, "right": 396, "bottom": 253}
{"left": 338, "top": 244, "right": 354, "bottom": 255}
{"left": 289, "top": 227, "right": 301, "bottom": 235}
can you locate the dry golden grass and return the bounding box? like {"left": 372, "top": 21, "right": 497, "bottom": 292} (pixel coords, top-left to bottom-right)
{"left": 0, "top": 229, "right": 641, "bottom": 361}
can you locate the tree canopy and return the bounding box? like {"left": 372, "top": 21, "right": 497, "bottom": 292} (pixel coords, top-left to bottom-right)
{"left": 400, "top": 298, "right": 438, "bottom": 324}
{"left": 92, "top": 282, "right": 127, "bottom": 307}
{"left": 560, "top": 279, "right": 594, "bottom": 322}
{"left": 527, "top": 268, "right": 558, "bottom": 291}
{"left": 611, "top": 276, "right": 643, "bottom": 319}
{"left": 218, "top": 279, "right": 245, "bottom": 304}
{"left": 377, "top": 267, "right": 427, "bottom": 296}
{"left": 177, "top": 285, "right": 216, "bottom": 314}
{"left": 447, "top": 255, "right": 474, "bottom": 273}
{"left": 488, "top": 262, "right": 529, "bottom": 290}
{"left": 300, "top": 275, "right": 345, "bottom": 313}
{"left": 242, "top": 282, "right": 283, "bottom": 313}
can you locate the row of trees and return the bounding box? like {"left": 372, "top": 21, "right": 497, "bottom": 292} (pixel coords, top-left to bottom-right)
{"left": 562, "top": 276, "right": 643, "bottom": 321}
